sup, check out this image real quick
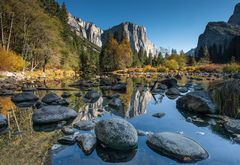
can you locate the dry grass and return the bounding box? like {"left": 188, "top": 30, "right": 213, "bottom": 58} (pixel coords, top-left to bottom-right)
{"left": 209, "top": 80, "right": 240, "bottom": 118}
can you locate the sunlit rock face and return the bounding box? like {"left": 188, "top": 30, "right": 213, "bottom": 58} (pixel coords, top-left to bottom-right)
{"left": 68, "top": 13, "right": 103, "bottom": 47}
{"left": 74, "top": 97, "right": 104, "bottom": 121}
{"left": 102, "top": 22, "right": 158, "bottom": 56}
{"left": 68, "top": 14, "right": 157, "bottom": 56}
{"left": 127, "top": 89, "right": 152, "bottom": 118}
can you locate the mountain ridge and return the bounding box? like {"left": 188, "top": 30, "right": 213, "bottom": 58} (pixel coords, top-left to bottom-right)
{"left": 68, "top": 13, "right": 158, "bottom": 56}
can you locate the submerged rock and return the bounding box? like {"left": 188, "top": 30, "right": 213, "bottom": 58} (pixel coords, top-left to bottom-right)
{"left": 62, "top": 126, "right": 76, "bottom": 135}
{"left": 111, "top": 83, "right": 127, "bottom": 92}
{"left": 108, "top": 98, "right": 124, "bottom": 111}
{"left": 32, "top": 105, "right": 77, "bottom": 124}
{"left": 76, "top": 133, "right": 96, "bottom": 155}
{"left": 160, "top": 78, "right": 177, "bottom": 88}
{"left": 84, "top": 90, "right": 101, "bottom": 103}
{"left": 137, "top": 130, "right": 148, "bottom": 136}
{"left": 166, "top": 88, "right": 180, "bottom": 96}
{"left": 147, "top": 132, "right": 208, "bottom": 162}
{"left": 176, "top": 91, "right": 217, "bottom": 114}
{"left": 58, "top": 135, "right": 76, "bottom": 145}
{"left": 12, "top": 92, "right": 38, "bottom": 103}
{"left": 61, "top": 92, "right": 71, "bottom": 98}
{"left": 95, "top": 118, "right": 138, "bottom": 150}
{"left": 74, "top": 120, "right": 95, "bottom": 131}
{"left": 179, "top": 87, "right": 188, "bottom": 93}
{"left": 224, "top": 119, "right": 240, "bottom": 134}
{"left": 152, "top": 112, "right": 165, "bottom": 118}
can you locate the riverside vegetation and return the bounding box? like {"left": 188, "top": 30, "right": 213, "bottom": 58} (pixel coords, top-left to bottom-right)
{"left": 1, "top": 1, "right": 240, "bottom": 165}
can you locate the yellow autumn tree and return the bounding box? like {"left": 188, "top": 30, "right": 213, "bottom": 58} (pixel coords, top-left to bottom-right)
{"left": 117, "top": 35, "right": 133, "bottom": 69}
{"left": 0, "top": 48, "right": 26, "bottom": 71}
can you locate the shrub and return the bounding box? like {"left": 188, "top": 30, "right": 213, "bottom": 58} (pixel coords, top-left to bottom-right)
{"left": 222, "top": 63, "right": 240, "bottom": 73}
{"left": 157, "top": 65, "right": 168, "bottom": 72}
{"left": 209, "top": 80, "right": 240, "bottom": 118}
{"left": 164, "top": 59, "right": 179, "bottom": 71}
{"left": 0, "top": 48, "right": 25, "bottom": 71}
{"left": 143, "top": 65, "right": 157, "bottom": 72}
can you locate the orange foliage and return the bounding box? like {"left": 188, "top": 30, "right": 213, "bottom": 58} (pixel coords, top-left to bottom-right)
{"left": 0, "top": 48, "right": 25, "bottom": 71}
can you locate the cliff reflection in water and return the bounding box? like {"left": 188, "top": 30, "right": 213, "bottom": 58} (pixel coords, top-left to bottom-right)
{"left": 128, "top": 88, "right": 152, "bottom": 118}
{"left": 75, "top": 97, "right": 104, "bottom": 121}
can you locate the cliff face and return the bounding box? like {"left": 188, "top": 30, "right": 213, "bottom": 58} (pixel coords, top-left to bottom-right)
{"left": 68, "top": 15, "right": 157, "bottom": 56}
{"left": 102, "top": 22, "right": 157, "bottom": 55}
{"left": 195, "top": 3, "right": 240, "bottom": 62}
{"left": 68, "top": 13, "right": 103, "bottom": 47}
{"left": 196, "top": 22, "right": 240, "bottom": 53}
{"left": 228, "top": 3, "right": 240, "bottom": 26}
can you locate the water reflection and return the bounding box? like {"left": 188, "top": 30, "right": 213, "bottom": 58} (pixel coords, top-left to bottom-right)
{"left": 1, "top": 76, "right": 240, "bottom": 165}
{"left": 128, "top": 88, "right": 152, "bottom": 118}
{"left": 96, "top": 144, "right": 137, "bottom": 163}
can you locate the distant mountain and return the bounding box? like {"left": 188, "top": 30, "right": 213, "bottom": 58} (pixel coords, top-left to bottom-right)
{"left": 195, "top": 3, "right": 240, "bottom": 63}
{"left": 68, "top": 14, "right": 158, "bottom": 56}
{"left": 186, "top": 48, "right": 196, "bottom": 56}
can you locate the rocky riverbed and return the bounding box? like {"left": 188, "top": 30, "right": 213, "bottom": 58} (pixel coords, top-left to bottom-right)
{"left": 0, "top": 74, "right": 240, "bottom": 165}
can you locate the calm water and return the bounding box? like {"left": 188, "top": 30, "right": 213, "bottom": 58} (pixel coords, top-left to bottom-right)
{"left": 0, "top": 76, "right": 240, "bottom": 165}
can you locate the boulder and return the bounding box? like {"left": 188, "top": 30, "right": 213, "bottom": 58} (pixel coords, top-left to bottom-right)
{"left": 41, "top": 93, "right": 68, "bottom": 106}
{"left": 224, "top": 119, "right": 240, "bottom": 134}
{"left": 61, "top": 92, "right": 71, "bottom": 98}
{"left": 76, "top": 133, "right": 96, "bottom": 154}
{"left": 108, "top": 98, "right": 124, "bottom": 111}
{"left": 147, "top": 132, "right": 208, "bottom": 162}
{"left": 160, "top": 78, "right": 177, "bottom": 88}
{"left": 12, "top": 92, "right": 38, "bottom": 103}
{"left": 158, "top": 83, "right": 168, "bottom": 90}
{"left": 74, "top": 120, "right": 95, "bottom": 131}
{"left": 62, "top": 126, "right": 76, "bottom": 135}
{"left": 84, "top": 90, "right": 101, "bottom": 103}
{"left": 95, "top": 118, "right": 138, "bottom": 150}
{"left": 111, "top": 83, "right": 127, "bottom": 92}
{"left": 176, "top": 91, "right": 217, "bottom": 114}
{"left": 58, "top": 135, "right": 76, "bottom": 145}
{"left": 179, "top": 87, "right": 188, "bottom": 93}
{"left": 166, "top": 88, "right": 180, "bottom": 96}
{"left": 32, "top": 105, "right": 77, "bottom": 124}
{"left": 0, "top": 89, "right": 14, "bottom": 96}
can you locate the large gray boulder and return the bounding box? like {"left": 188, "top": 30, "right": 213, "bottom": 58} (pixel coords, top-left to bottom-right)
{"left": 12, "top": 92, "right": 38, "bottom": 103}
{"left": 176, "top": 91, "right": 217, "bottom": 114}
{"left": 95, "top": 118, "right": 138, "bottom": 150}
{"left": 147, "top": 132, "right": 208, "bottom": 163}
{"left": 32, "top": 105, "right": 77, "bottom": 124}
{"left": 224, "top": 119, "right": 240, "bottom": 134}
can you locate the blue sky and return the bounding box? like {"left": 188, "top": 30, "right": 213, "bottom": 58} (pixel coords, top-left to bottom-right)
{"left": 57, "top": 0, "right": 239, "bottom": 52}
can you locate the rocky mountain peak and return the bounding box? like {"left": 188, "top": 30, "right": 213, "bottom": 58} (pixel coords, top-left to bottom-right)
{"left": 68, "top": 14, "right": 158, "bottom": 56}
{"left": 102, "top": 22, "right": 157, "bottom": 55}
{"left": 228, "top": 3, "right": 240, "bottom": 26}
{"left": 68, "top": 13, "right": 103, "bottom": 47}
